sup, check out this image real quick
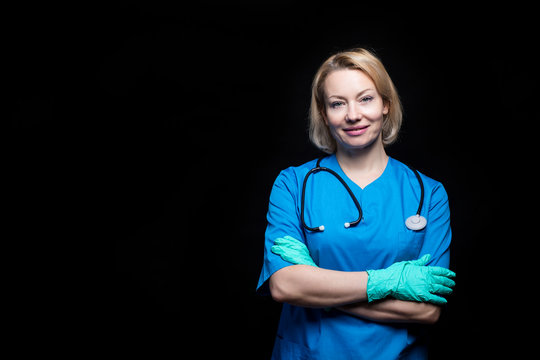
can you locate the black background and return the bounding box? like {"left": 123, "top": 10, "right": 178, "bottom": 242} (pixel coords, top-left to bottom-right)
{"left": 7, "top": 2, "right": 536, "bottom": 358}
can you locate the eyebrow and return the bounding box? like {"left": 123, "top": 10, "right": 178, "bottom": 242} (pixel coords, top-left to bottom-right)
{"left": 327, "top": 88, "right": 375, "bottom": 100}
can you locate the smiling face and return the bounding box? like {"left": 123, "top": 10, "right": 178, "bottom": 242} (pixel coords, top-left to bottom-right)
{"left": 323, "top": 69, "right": 389, "bottom": 154}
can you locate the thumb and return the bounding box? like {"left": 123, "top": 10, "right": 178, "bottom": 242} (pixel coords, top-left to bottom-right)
{"left": 409, "top": 254, "right": 431, "bottom": 266}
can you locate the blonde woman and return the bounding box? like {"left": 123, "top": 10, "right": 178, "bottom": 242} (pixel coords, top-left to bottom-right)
{"left": 257, "top": 48, "right": 456, "bottom": 359}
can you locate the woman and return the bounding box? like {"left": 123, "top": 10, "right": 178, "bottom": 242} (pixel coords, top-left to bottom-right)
{"left": 257, "top": 48, "right": 456, "bottom": 359}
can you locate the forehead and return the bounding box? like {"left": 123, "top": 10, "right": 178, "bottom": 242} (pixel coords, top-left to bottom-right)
{"left": 324, "top": 69, "right": 376, "bottom": 96}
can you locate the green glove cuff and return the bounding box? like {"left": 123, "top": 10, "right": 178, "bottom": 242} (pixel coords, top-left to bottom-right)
{"left": 366, "top": 269, "right": 392, "bottom": 302}
{"left": 366, "top": 256, "right": 430, "bottom": 302}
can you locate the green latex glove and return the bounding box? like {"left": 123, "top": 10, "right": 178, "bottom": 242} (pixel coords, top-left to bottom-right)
{"left": 271, "top": 235, "right": 318, "bottom": 267}
{"left": 272, "top": 235, "right": 456, "bottom": 305}
{"left": 366, "top": 254, "right": 456, "bottom": 305}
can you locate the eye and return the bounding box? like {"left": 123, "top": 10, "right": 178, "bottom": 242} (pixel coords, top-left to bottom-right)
{"left": 359, "top": 96, "right": 374, "bottom": 103}
{"left": 330, "top": 101, "right": 345, "bottom": 109}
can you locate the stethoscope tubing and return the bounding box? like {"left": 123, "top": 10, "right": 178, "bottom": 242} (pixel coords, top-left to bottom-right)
{"left": 301, "top": 157, "right": 426, "bottom": 232}
{"left": 407, "top": 164, "right": 424, "bottom": 217}
{"left": 301, "top": 159, "right": 363, "bottom": 232}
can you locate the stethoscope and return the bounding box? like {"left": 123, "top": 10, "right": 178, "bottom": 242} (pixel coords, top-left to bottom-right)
{"left": 301, "top": 157, "right": 427, "bottom": 232}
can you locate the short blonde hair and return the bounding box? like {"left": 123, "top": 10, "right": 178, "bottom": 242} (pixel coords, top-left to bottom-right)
{"left": 309, "top": 48, "right": 403, "bottom": 153}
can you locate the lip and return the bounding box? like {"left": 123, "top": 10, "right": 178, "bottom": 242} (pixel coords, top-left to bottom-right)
{"left": 343, "top": 125, "right": 369, "bottom": 136}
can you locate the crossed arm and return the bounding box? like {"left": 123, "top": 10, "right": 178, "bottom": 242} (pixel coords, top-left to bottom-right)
{"left": 269, "top": 265, "right": 441, "bottom": 324}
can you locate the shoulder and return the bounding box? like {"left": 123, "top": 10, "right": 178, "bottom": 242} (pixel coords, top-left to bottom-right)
{"left": 390, "top": 157, "right": 448, "bottom": 199}
{"left": 273, "top": 158, "right": 320, "bottom": 188}
{"left": 267, "top": 158, "right": 321, "bottom": 211}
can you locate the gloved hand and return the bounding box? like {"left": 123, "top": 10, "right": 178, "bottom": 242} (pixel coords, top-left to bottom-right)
{"left": 366, "top": 254, "right": 456, "bottom": 305}
{"left": 271, "top": 235, "right": 318, "bottom": 267}
{"left": 272, "top": 235, "right": 456, "bottom": 305}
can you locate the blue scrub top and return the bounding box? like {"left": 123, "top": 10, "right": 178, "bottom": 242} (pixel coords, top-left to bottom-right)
{"left": 257, "top": 155, "right": 452, "bottom": 360}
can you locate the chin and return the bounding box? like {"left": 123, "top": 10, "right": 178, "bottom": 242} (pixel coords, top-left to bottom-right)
{"left": 342, "top": 138, "right": 379, "bottom": 151}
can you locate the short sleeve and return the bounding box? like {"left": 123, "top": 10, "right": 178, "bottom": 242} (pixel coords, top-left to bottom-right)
{"left": 421, "top": 182, "right": 452, "bottom": 269}
{"left": 256, "top": 168, "right": 307, "bottom": 295}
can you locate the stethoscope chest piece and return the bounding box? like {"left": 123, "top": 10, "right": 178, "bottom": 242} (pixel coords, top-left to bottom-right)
{"left": 405, "top": 214, "right": 427, "bottom": 231}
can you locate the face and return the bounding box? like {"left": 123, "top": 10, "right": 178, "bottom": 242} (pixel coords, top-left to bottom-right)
{"left": 323, "top": 69, "right": 389, "bottom": 153}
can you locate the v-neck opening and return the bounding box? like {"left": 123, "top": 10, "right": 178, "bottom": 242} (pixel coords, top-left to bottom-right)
{"left": 327, "top": 154, "right": 392, "bottom": 191}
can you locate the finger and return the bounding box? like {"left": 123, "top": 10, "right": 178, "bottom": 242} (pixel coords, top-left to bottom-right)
{"left": 274, "top": 237, "right": 294, "bottom": 245}
{"left": 433, "top": 275, "right": 456, "bottom": 288}
{"left": 272, "top": 241, "right": 295, "bottom": 254}
{"left": 430, "top": 283, "right": 454, "bottom": 296}
{"left": 428, "top": 266, "right": 456, "bottom": 278}
{"left": 271, "top": 244, "right": 286, "bottom": 256}
{"left": 408, "top": 254, "right": 431, "bottom": 266}
{"left": 274, "top": 237, "right": 305, "bottom": 251}
{"left": 424, "top": 293, "right": 448, "bottom": 305}
{"left": 271, "top": 245, "right": 302, "bottom": 264}
{"left": 272, "top": 241, "right": 298, "bottom": 253}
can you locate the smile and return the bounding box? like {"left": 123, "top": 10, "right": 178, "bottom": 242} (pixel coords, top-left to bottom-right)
{"left": 343, "top": 125, "right": 369, "bottom": 136}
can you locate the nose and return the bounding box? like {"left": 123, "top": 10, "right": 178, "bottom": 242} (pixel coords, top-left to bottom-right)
{"left": 346, "top": 103, "right": 362, "bottom": 122}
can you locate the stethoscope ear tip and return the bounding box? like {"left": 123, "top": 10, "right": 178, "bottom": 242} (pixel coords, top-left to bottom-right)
{"left": 405, "top": 215, "right": 427, "bottom": 231}
{"left": 344, "top": 222, "right": 351, "bottom": 228}
{"left": 318, "top": 225, "right": 325, "bottom": 231}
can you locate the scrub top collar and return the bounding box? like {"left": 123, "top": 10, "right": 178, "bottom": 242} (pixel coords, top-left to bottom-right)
{"left": 324, "top": 154, "right": 393, "bottom": 192}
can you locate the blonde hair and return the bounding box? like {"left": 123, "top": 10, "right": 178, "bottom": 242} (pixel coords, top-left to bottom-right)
{"left": 309, "top": 48, "right": 403, "bottom": 153}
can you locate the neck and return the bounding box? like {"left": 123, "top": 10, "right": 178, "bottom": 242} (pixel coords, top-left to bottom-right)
{"left": 335, "top": 140, "right": 388, "bottom": 174}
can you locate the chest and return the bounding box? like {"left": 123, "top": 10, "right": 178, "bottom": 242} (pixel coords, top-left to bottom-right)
{"left": 301, "top": 172, "right": 425, "bottom": 270}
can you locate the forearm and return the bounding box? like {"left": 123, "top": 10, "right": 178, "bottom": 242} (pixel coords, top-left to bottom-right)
{"left": 269, "top": 265, "right": 368, "bottom": 308}
{"left": 337, "top": 299, "right": 442, "bottom": 324}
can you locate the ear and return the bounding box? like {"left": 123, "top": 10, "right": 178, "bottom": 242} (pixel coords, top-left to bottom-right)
{"left": 382, "top": 102, "right": 389, "bottom": 115}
